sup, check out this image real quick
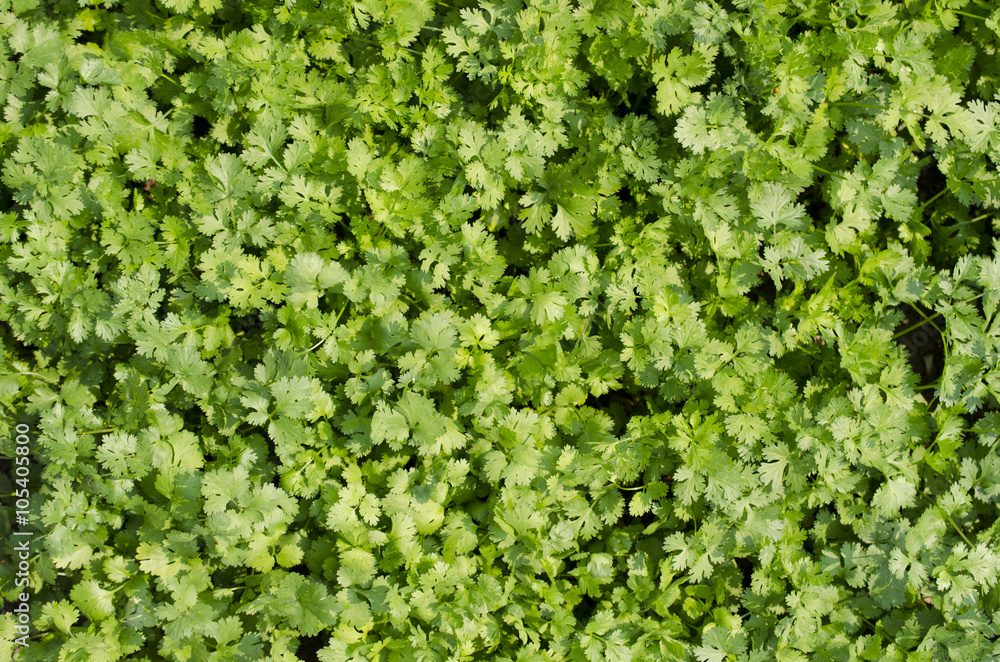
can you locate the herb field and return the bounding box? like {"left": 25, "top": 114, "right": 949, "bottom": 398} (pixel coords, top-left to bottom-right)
{"left": 2, "top": 0, "right": 1000, "bottom": 660}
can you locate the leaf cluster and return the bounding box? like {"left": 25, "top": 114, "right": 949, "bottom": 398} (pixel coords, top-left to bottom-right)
{"left": 1, "top": 0, "right": 1000, "bottom": 660}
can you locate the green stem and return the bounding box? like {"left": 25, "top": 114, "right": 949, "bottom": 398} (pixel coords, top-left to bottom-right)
{"left": 907, "top": 304, "right": 948, "bottom": 338}
{"left": 573, "top": 314, "right": 594, "bottom": 352}
{"left": 898, "top": 290, "right": 989, "bottom": 346}
{"left": 303, "top": 336, "right": 328, "bottom": 353}
{"left": 80, "top": 428, "right": 116, "bottom": 436}
{"left": 945, "top": 512, "right": 974, "bottom": 547}
{"left": 918, "top": 188, "right": 947, "bottom": 212}
{"left": 164, "top": 437, "right": 177, "bottom": 466}
{"left": 349, "top": 33, "right": 420, "bottom": 57}
{"left": 298, "top": 304, "right": 348, "bottom": 354}
{"left": 953, "top": 10, "right": 986, "bottom": 20}
{"left": 832, "top": 102, "right": 931, "bottom": 119}
{"left": 942, "top": 326, "right": 950, "bottom": 366}
{"left": 812, "top": 165, "right": 842, "bottom": 178}
{"left": 860, "top": 615, "right": 879, "bottom": 632}
{"left": 17, "top": 371, "right": 57, "bottom": 385}
{"left": 833, "top": 102, "right": 888, "bottom": 111}
{"left": 611, "top": 482, "right": 645, "bottom": 491}
{"left": 917, "top": 590, "right": 932, "bottom": 610}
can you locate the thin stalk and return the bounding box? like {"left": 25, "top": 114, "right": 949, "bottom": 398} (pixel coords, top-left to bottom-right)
{"left": 300, "top": 302, "right": 349, "bottom": 353}
{"left": 349, "top": 33, "right": 421, "bottom": 57}
{"left": 573, "top": 314, "right": 594, "bottom": 352}
{"left": 941, "top": 323, "right": 950, "bottom": 367}
{"left": 907, "top": 304, "right": 948, "bottom": 339}
{"left": 334, "top": 301, "right": 349, "bottom": 324}
{"left": 17, "top": 371, "right": 57, "bottom": 385}
{"left": 833, "top": 102, "right": 889, "bottom": 111}
{"left": 945, "top": 512, "right": 974, "bottom": 547}
{"left": 917, "top": 188, "right": 947, "bottom": 212}
{"left": 832, "top": 102, "right": 932, "bottom": 120}
{"left": 890, "top": 293, "right": 985, "bottom": 342}
{"left": 860, "top": 615, "right": 880, "bottom": 632}
{"left": 812, "top": 165, "right": 842, "bottom": 178}
{"left": 304, "top": 336, "right": 328, "bottom": 353}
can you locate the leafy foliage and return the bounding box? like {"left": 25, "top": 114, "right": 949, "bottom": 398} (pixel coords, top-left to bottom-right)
{"left": 1, "top": 0, "right": 1000, "bottom": 660}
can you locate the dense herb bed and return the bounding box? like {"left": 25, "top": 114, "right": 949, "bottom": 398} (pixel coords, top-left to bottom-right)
{"left": 2, "top": 0, "right": 1000, "bottom": 660}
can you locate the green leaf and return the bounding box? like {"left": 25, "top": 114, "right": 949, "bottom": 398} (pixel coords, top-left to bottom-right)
{"left": 70, "top": 581, "right": 116, "bottom": 621}
{"left": 872, "top": 477, "right": 917, "bottom": 517}
{"left": 338, "top": 548, "right": 377, "bottom": 588}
